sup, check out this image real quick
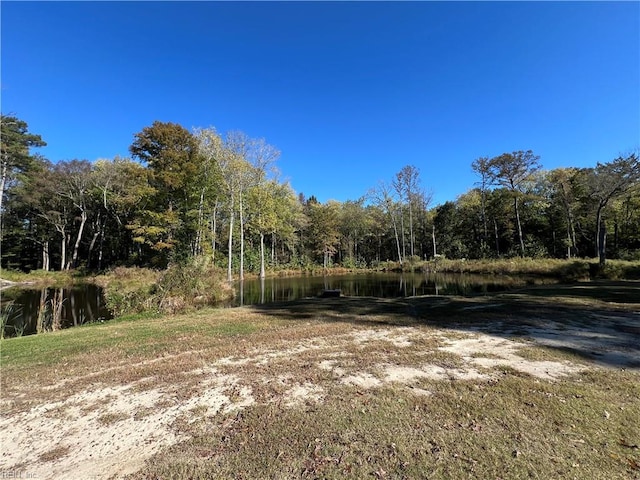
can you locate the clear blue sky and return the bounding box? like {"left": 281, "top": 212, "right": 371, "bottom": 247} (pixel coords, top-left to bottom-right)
{"left": 2, "top": 1, "right": 638, "bottom": 206}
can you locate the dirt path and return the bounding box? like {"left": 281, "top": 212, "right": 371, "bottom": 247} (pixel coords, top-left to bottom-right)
{"left": 1, "top": 313, "right": 638, "bottom": 479}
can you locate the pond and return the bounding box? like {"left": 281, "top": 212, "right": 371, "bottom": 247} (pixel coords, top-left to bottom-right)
{"left": 232, "top": 272, "right": 554, "bottom": 306}
{"left": 1, "top": 284, "right": 112, "bottom": 338}
{"left": 1, "top": 272, "right": 556, "bottom": 338}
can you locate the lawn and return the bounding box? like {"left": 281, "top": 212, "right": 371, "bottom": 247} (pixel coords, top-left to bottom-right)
{"left": 1, "top": 281, "right": 639, "bottom": 479}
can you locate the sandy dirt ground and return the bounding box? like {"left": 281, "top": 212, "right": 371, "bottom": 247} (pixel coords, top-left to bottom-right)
{"left": 1, "top": 312, "right": 638, "bottom": 480}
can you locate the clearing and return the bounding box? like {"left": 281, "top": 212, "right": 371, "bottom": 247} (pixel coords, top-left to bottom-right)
{"left": 1, "top": 281, "right": 639, "bottom": 479}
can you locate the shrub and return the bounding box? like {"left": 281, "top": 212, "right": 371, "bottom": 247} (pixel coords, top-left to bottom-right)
{"left": 96, "top": 267, "right": 160, "bottom": 317}
{"left": 154, "top": 260, "right": 234, "bottom": 314}
{"left": 97, "top": 260, "right": 234, "bottom": 317}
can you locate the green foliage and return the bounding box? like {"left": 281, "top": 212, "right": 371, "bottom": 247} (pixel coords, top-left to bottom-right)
{"left": 153, "top": 260, "right": 233, "bottom": 313}
{"left": 590, "top": 260, "right": 640, "bottom": 280}
{"left": 99, "top": 259, "right": 235, "bottom": 317}
{"left": 97, "top": 267, "right": 160, "bottom": 317}
{"left": 0, "top": 114, "right": 46, "bottom": 176}
{"left": 128, "top": 121, "right": 203, "bottom": 263}
{"left": 2, "top": 115, "right": 638, "bottom": 274}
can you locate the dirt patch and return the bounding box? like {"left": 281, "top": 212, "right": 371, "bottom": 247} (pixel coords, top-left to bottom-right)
{"left": 1, "top": 317, "right": 637, "bottom": 478}
{"left": 0, "top": 369, "right": 253, "bottom": 479}
{"left": 438, "top": 334, "right": 586, "bottom": 381}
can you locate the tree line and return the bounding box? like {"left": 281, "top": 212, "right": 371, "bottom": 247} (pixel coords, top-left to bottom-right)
{"left": 1, "top": 114, "right": 639, "bottom": 276}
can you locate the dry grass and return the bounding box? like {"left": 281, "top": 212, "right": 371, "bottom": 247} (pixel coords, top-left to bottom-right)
{"left": 1, "top": 281, "right": 639, "bottom": 479}
{"left": 38, "top": 445, "right": 71, "bottom": 463}
{"left": 97, "top": 412, "right": 131, "bottom": 426}
{"left": 129, "top": 371, "right": 640, "bottom": 480}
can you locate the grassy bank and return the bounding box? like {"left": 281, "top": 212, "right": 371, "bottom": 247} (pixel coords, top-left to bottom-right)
{"left": 432, "top": 258, "right": 640, "bottom": 280}
{"left": 94, "top": 263, "right": 234, "bottom": 317}
{"left": 0, "top": 268, "right": 91, "bottom": 287}
{"left": 1, "top": 281, "right": 639, "bottom": 479}
{"left": 372, "top": 257, "right": 640, "bottom": 281}
{"left": 5, "top": 258, "right": 639, "bottom": 286}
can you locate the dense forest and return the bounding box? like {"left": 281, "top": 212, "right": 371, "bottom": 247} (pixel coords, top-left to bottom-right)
{"left": 1, "top": 114, "right": 639, "bottom": 277}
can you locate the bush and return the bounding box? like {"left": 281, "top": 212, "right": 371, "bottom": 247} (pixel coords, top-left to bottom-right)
{"left": 97, "top": 260, "right": 235, "bottom": 317}
{"left": 96, "top": 267, "right": 160, "bottom": 317}
{"left": 154, "top": 260, "right": 234, "bottom": 314}
{"left": 590, "top": 260, "right": 640, "bottom": 280}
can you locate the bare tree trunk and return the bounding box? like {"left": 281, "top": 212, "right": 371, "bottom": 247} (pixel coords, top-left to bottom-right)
{"left": 400, "top": 205, "right": 406, "bottom": 262}
{"left": 354, "top": 236, "right": 359, "bottom": 264}
{"left": 87, "top": 231, "right": 99, "bottom": 269}
{"left": 596, "top": 205, "right": 607, "bottom": 266}
{"left": 494, "top": 218, "right": 500, "bottom": 256}
{"left": 514, "top": 196, "right": 525, "bottom": 258}
{"left": 60, "top": 231, "right": 67, "bottom": 271}
{"left": 210, "top": 200, "right": 219, "bottom": 265}
{"left": 239, "top": 192, "right": 245, "bottom": 281}
{"left": 194, "top": 188, "right": 206, "bottom": 256}
{"left": 560, "top": 181, "right": 577, "bottom": 258}
{"left": 42, "top": 241, "right": 50, "bottom": 271}
{"left": 271, "top": 232, "right": 276, "bottom": 267}
{"left": 98, "top": 227, "right": 105, "bottom": 271}
{"left": 432, "top": 224, "right": 437, "bottom": 258}
{"left": 227, "top": 197, "right": 234, "bottom": 282}
{"left": 259, "top": 232, "right": 266, "bottom": 279}
{"left": 70, "top": 210, "right": 87, "bottom": 269}
{"left": 392, "top": 215, "right": 402, "bottom": 266}
{"left": 87, "top": 213, "right": 102, "bottom": 268}
{"left": 481, "top": 190, "right": 488, "bottom": 253}
{"left": 409, "top": 201, "right": 414, "bottom": 259}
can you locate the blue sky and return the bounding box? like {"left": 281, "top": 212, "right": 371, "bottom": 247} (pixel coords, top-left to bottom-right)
{"left": 2, "top": 1, "right": 638, "bottom": 206}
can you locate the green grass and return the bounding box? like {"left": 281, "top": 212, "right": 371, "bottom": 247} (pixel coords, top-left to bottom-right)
{"left": 0, "top": 309, "right": 264, "bottom": 370}
{"left": 0, "top": 268, "right": 89, "bottom": 286}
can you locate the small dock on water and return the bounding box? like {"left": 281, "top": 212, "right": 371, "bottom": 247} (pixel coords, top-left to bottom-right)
{"left": 320, "top": 289, "right": 342, "bottom": 298}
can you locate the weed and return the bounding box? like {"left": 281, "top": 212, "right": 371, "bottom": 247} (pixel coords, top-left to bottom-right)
{"left": 97, "top": 412, "right": 130, "bottom": 426}
{"left": 0, "top": 301, "right": 13, "bottom": 339}
{"left": 38, "top": 445, "right": 71, "bottom": 463}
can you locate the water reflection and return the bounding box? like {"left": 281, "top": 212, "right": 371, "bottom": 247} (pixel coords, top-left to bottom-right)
{"left": 1, "top": 273, "right": 553, "bottom": 337}
{"left": 233, "top": 272, "right": 551, "bottom": 307}
{"left": 1, "top": 285, "right": 112, "bottom": 338}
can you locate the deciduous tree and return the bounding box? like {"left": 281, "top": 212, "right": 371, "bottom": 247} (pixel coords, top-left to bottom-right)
{"left": 129, "top": 121, "right": 201, "bottom": 265}
{"left": 486, "top": 150, "right": 541, "bottom": 257}
{"left": 584, "top": 152, "right": 640, "bottom": 265}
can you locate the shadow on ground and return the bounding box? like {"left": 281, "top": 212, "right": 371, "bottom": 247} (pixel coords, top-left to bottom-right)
{"left": 252, "top": 281, "right": 640, "bottom": 370}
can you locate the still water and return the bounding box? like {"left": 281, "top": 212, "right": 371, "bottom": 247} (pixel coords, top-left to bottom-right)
{"left": 233, "top": 272, "right": 549, "bottom": 306}
{"left": 2, "top": 272, "right": 552, "bottom": 337}
{"left": 1, "top": 284, "right": 112, "bottom": 338}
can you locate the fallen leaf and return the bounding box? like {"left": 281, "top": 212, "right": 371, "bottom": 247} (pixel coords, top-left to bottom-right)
{"left": 628, "top": 458, "right": 640, "bottom": 470}
{"left": 619, "top": 439, "right": 639, "bottom": 449}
